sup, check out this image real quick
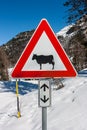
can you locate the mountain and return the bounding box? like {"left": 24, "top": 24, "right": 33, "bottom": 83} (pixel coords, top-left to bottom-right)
{"left": 0, "top": 30, "right": 34, "bottom": 80}
{"left": 1, "top": 30, "right": 35, "bottom": 66}
{"left": 0, "top": 15, "right": 87, "bottom": 80}
{"left": 57, "top": 14, "right": 87, "bottom": 71}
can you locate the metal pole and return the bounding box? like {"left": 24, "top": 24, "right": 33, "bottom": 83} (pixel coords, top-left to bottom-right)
{"left": 42, "top": 107, "right": 47, "bottom": 130}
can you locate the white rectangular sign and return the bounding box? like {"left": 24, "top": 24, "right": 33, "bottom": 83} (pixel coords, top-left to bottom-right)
{"left": 38, "top": 80, "right": 51, "bottom": 107}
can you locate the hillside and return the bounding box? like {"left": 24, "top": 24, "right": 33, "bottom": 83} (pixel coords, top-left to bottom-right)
{"left": 0, "top": 74, "right": 87, "bottom": 130}
{"left": 57, "top": 14, "right": 87, "bottom": 71}
{"left": 0, "top": 30, "right": 34, "bottom": 80}
{"left": 1, "top": 30, "right": 35, "bottom": 66}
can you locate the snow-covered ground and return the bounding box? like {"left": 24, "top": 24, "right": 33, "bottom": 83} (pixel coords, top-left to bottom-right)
{"left": 0, "top": 71, "right": 87, "bottom": 130}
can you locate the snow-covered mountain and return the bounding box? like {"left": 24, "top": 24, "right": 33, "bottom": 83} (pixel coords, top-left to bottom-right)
{"left": 56, "top": 24, "right": 74, "bottom": 38}
{"left": 56, "top": 14, "right": 87, "bottom": 71}
{"left": 0, "top": 71, "right": 87, "bottom": 130}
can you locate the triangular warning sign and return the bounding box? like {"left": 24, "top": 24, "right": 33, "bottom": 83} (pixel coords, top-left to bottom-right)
{"left": 12, "top": 19, "right": 77, "bottom": 78}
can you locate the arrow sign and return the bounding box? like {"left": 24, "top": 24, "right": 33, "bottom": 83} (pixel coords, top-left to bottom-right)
{"left": 40, "top": 96, "right": 49, "bottom": 103}
{"left": 40, "top": 84, "right": 49, "bottom": 91}
{"left": 39, "top": 80, "right": 51, "bottom": 107}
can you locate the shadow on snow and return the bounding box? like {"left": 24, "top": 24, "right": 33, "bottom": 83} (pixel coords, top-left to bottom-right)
{"left": 0, "top": 81, "right": 38, "bottom": 95}
{"left": 78, "top": 69, "right": 87, "bottom": 77}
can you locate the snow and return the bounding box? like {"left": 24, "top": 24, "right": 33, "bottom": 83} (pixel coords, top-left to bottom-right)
{"left": 0, "top": 72, "right": 87, "bottom": 130}
{"left": 56, "top": 24, "right": 74, "bottom": 38}
{"left": 8, "top": 68, "right": 14, "bottom": 81}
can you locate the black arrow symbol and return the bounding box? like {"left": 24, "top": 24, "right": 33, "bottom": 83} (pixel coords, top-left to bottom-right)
{"left": 40, "top": 95, "right": 49, "bottom": 103}
{"left": 40, "top": 84, "right": 49, "bottom": 91}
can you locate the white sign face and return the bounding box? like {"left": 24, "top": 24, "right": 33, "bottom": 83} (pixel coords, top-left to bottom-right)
{"left": 38, "top": 80, "right": 51, "bottom": 107}
{"left": 22, "top": 31, "right": 66, "bottom": 71}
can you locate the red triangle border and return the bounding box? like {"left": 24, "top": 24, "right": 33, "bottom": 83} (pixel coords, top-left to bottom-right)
{"left": 12, "top": 19, "right": 77, "bottom": 78}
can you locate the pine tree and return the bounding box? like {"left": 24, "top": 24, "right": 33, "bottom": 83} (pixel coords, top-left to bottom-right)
{"left": 64, "top": 0, "right": 87, "bottom": 23}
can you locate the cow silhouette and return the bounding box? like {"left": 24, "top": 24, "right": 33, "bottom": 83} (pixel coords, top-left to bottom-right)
{"left": 32, "top": 54, "right": 55, "bottom": 70}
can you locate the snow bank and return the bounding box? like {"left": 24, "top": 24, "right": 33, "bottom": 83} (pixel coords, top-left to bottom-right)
{"left": 0, "top": 76, "right": 87, "bottom": 130}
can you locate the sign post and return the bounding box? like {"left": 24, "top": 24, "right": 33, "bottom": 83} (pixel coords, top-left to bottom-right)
{"left": 42, "top": 107, "right": 47, "bottom": 130}
{"left": 11, "top": 18, "right": 77, "bottom": 129}
{"left": 39, "top": 80, "right": 51, "bottom": 130}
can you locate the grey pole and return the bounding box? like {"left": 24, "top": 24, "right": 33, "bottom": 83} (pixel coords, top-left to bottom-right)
{"left": 42, "top": 107, "right": 47, "bottom": 130}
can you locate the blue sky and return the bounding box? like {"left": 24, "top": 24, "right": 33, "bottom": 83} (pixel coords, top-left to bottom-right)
{"left": 0, "top": 0, "right": 67, "bottom": 45}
